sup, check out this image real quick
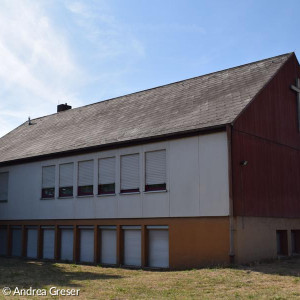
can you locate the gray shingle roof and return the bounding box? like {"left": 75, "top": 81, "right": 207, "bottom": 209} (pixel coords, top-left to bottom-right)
{"left": 0, "top": 53, "right": 292, "bottom": 164}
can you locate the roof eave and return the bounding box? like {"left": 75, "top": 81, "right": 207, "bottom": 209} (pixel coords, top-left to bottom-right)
{"left": 0, "top": 124, "right": 227, "bottom": 167}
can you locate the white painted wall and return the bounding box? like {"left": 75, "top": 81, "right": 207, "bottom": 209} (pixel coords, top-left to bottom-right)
{"left": 0, "top": 132, "right": 229, "bottom": 220}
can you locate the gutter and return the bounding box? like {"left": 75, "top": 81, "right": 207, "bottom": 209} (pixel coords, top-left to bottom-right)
{"left": 226, "top": 124, "right": 235, "bottom": 264}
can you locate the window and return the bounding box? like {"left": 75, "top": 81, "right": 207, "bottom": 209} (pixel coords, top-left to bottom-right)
{"left": 0, "top": 172, "right": 8, "bottom": 201}
{"left": 120, "top": 154, "right": 139, "bottom": 193}
{"left": 145, "top": 150, "right": 166, "bottom": 191}
{"left": 276, "top": 230, "right": 288, "bottom": 256}
{"left": 59, "top": 163, "right": 74, "bottom": 197}
{"left": 78, "top": 160, "right": 94, "bottom": 196}
{"left": 291, "top": 230, "right": 300, "bottom": 254}
{"left": 98, "top": 157, "right": 115, "bottom": 195}
{"left": 42, "top": 166, "right": 55, "bottom": 199}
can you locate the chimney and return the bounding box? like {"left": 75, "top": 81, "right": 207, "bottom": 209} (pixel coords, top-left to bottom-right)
{"left": 57, "top": 103, "right": 72, "bottom": 112}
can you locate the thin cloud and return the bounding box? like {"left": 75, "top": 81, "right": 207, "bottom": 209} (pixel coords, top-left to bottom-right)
{"left": 0, "top": 0, "right": 84, "bottom": 137}
{"left": 0, "top": 0, "right": 146, "bottom": 138}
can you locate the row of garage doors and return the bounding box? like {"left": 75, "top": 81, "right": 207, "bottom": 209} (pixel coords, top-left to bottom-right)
{"left": 0, "top": 225, "right": 169, "bottom": 268}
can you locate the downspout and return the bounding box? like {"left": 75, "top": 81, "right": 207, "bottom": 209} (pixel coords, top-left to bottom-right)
{"left": 226, "top": 124, "right": 235, "bottom": 264}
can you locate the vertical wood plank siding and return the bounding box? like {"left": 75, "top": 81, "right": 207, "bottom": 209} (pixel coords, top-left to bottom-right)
{"left": 233, "top": 54, "right": 300, "bottom": 217}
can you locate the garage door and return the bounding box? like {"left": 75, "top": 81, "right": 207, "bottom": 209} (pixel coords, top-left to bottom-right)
{"left": 100, "top": 226, "right": 117, "bottom": 265}
{"left": 42, "top": 226, "right": 55, "bottom": 260}
{"left": 123, "top": 226, "right": 141, "bottom": 267}
{"left": 26, "top": 227, "right": 38, "bottom": 258}
{"left": 79, "top": 227, "right": 94, "bottom": 263}
{"left": 60, "top": 227, "right": 73, "bottom": 261}
{"left": 12, "top": 227, "right": 22, "bottom": 257}
{"left": 147, "top": 226, "right": 169, "bottom": 268}
{"left": 0, "top": 227, "right": 7, "bottom": 255}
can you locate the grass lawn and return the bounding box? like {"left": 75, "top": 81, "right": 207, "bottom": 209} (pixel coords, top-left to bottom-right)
{"left": 0, "top": 257, "right": 300, "bottom": 299}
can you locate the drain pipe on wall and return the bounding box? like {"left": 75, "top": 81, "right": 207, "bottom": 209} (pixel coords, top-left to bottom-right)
{"left": 226, "top": 124, "right": 235, "bottom": 264}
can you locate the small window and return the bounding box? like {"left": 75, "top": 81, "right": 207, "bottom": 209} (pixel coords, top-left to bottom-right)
{"left": 42, "top": 166, "right": 55, "bottom": 199}
{"left": 291, "top": 230, "right": 300, "bottom": 254}
{"left": 120, "top": 154, "right": 139, "bottom": 193}
{"left": 0, "top": 172, "right": 9, "bottom": 201}
{"left": 59, "top": 163, "right": 74, "bottom": 197}
{"left": 78, "top": 160, "right": 94, "bottom": 196}
{"left": 98, "top": 157, "right": 115, "bottom": 195}
{"left": 276, "top": 230, "right": 288, "bottom": 256}
{"left": 145, "top": 150, "right": 166, "bottom": 191}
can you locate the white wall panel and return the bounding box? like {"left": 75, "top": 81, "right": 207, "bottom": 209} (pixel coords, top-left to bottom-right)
{"left": 169, "top": 136, "right": 200, "bottom": 216}
{"left": 101, "top": 229, "right": 117, "bottom": 265}
{"left": 43, "top": 229, "right": 55, "bottom": 259}
{"left": 26, "top": 228, "right": 38, "bottom": 258}
{"left": 60, "top": 229, "right": 73, "bottom": 261}
{"left": 79, "top": 229, "right": 94, "bottom": 263}
{"left": 198, "top": 132, "right": 230, "bottom": 216}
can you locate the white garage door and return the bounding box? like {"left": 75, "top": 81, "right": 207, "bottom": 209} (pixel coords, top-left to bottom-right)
{"left": 100, "top": 226, "right": 117, "bottom": 265}
{"left": 26, "top": 228, "right": 38, "bottom": 258}
{"left": 12, "top": 227, "right": 22, "bottom": 257}
{"left": 0, "top": 228, "right": 7, "bottom": 256}
{"left": 79, "top": 227, "right": 94, "bottom": 263}
{"left": 60, "top": 227, "right": 73, "bottom": 261}
{"left": 123, "top": 226, "right": 141, "bottom": 267}
{"left": 0, "top": 228, "right": 7, "bottom": 255}
{"left": 43, "top": 227, "right": 55, "bottom": 260}
{"left": 148, "top": 226, "right": 169, "bottom": 268}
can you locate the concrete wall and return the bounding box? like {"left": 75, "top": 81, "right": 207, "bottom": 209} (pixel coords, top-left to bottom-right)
{"left": 0, "top": 132, "right": 229, "bottom": 220}
{"left": 234, "top": 216, "right": 300, "bottom": 263}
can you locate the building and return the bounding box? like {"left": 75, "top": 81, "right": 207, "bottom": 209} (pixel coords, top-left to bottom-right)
{"left": 0, "top": 52, "right": 300, "bottom": 269}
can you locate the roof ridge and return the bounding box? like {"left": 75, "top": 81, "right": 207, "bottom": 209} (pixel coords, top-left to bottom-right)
{"left": 30, "top": 52, "right": 293, "bottom": 122}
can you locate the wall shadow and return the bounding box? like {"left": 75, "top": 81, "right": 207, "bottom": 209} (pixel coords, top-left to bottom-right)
{"left": 232, "top": 256, "right": 300, "bottom": 278}
{"left": 0, "top": 257, "right": 123, "bottom": 289}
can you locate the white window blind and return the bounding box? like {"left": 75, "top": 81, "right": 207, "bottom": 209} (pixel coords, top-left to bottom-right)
{"left": 99, "top": 157, "right": 115, "bottom": 184}
{"left": 0, "top": 172, "right": 8, "bottom": 201}
{"left": 78, "top": 160, "right": 93, "bottom": 186}
{"left": 42, "top": 166, "right": 55, "bottom": 188}
{"left": 146, "top": 150, "right": 166, "bottom": 185}
{"left": 59, "top": 163, "right": 74, "bottom": 187}
{"left": 121, "top": 154, "right": 139, "bottom": 191}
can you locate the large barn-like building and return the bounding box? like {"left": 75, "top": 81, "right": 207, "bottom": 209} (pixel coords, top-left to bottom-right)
{"left": 0, "top": 52, "right": 300, "bottom": 269}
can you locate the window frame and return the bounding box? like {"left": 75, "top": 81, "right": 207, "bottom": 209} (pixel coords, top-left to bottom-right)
{"left": 59, "top": 163, "right": 74, "bottom": 198}
{"left": 144, "top": 149, "right": 167, "bottom": 192}
{"left": 98, "top": 156, "right": 116, "bottom": 195}
{"left": 120, "top": 153, "right": 140, "bottom": 194}
{"left": 41, "top": 165, "right": 55, "bottom": 200}
{"left": 77, "top": 160, "right": 94, "bottom": 197}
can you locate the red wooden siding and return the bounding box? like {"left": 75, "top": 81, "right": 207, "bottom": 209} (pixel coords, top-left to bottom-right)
{"left": 232, "top": 54, "right": 300, "bottom": 217}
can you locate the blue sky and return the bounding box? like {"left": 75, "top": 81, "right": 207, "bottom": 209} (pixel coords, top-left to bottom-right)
{"left": 0, "top": 0, "right": 299, "bottom": 137}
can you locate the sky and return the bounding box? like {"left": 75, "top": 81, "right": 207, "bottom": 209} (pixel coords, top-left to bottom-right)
{"left": 0, "top": 0, "right": 299, "bottom": 137}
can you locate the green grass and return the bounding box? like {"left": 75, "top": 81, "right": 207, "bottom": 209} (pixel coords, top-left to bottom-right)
{"left": 0, "top": 257, "right": 300, "bottom": 299}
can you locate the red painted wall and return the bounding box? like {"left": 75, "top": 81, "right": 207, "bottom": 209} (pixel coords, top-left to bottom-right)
{"left": 233, "top": 54, "right": 300, "bottom": 217}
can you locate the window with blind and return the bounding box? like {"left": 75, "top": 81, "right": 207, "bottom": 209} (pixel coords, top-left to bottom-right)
{"left": 120, "top": 154, "right": 140, "bottom": 193}
{"left": 145, "top": 150, "right": 166, "bottom": 191}
{"left": 78, "top": 160, "right": 94, "bottom": 196}
{"left": 42, "top": 166, "right": 55, "bottom": 199}
{"left": 59, "top": 163, "right": 74, "bottom": 197}
{"left": 98, "top": 157, "right": 115, "bottom": 195}
{"left": 0, "top": 172, "right": 9, "bottom": 202}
